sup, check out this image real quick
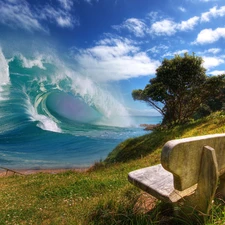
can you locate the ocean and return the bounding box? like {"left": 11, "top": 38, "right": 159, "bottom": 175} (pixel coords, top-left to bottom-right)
{"left": 0, "top": 50, "right": 161, "bottom": 170}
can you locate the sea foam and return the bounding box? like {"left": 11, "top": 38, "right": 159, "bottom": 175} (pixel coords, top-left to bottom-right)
{"left": 0, "top": 48, "right": 10, "bottom": 85}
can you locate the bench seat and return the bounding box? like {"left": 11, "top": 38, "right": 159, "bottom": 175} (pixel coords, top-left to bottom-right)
{"left": 128, "top": 164, "right": 197, "bottom": 203}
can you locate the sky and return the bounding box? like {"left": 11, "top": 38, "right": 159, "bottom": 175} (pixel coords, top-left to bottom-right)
{"left": 0, "top": 0, "right": 225, "bottom": 116}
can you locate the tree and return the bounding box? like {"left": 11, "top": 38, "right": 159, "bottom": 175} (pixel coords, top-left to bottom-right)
{"left": 194, "top": 74, "right": 225, "bottom": 119}
{"left": 132, "top": 53, "right": 208, "bottom": 125}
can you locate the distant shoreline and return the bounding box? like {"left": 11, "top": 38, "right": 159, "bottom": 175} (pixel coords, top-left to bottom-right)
{"left": 0, "top": 167, "right": 90, "bottom": 177}
{"left": 140, "top": 124, "right": 160, "bottom": 131}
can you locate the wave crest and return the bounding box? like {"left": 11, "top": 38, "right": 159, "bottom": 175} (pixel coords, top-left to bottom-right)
{"left": 0, "top": 49, "right": 10, "bottom": 85}
{"left": 1, "top": 51, "right": 133, "bottom": 134}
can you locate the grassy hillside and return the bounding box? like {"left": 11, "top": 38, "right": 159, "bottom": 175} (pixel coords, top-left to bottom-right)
{"left": 105, "top": 111, "right": 225, "bottom": 164}
{"left": 1, "top": 112, "right": 225, "bottom": 224}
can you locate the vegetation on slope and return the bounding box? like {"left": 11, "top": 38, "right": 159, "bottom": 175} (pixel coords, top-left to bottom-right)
{"left": 1, "top": 112, "right": 225, "bottom": 224}
{"left": 105, "top": 111, "right": 225, "bottom": 164}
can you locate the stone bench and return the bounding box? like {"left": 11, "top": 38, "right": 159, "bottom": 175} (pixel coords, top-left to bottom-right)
{"left": 128, "top": 133, "right": 225, "bottom": 215}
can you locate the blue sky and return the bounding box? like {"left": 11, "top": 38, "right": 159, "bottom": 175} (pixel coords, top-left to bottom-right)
{"left": 0, "top": 0, "right": 225, "bottom": 116}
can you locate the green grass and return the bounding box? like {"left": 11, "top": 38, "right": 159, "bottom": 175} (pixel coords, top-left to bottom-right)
{"left": 105, "top": 111, "right": 225, "bottom": 164}
{"left": 1, "top": 112, "right": 225, "bottom": 224}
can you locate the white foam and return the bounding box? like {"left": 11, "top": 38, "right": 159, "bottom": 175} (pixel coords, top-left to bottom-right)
{"left": 24, "top": 89, "right": 62, "bottom": 133}
{"left": 19, "top": 54, "right": 46, "bottom": 70}
{"left": 0, "top": 49, "right": 10, "bottom": 101}
{"left": 0, "top": 48, "right": 10, "bottom": 85}
{"left": 36, "top": 115, "right": 62, "bottom": 133}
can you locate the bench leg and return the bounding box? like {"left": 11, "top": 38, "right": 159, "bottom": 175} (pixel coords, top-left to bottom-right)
{"left": 182, "top": 146, "right": 219, "bottom": 215}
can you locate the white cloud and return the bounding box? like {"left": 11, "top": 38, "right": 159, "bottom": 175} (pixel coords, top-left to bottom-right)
{"left": 202, "top": 56, "right": 224, "bottom": 69}
{"left": 147, "top": 11, "right": 160, "bottom": 22}
{"left": 207, "top": 48, "right": 221, "bottom": 54}
{"left": 177, "top": 16, "right": 199, "bottom": 31}
{"left": 147, "top": 45, "right": 169, "bottom": 54}
{"left": 113, "top": 15, "right": 199, "bottom": 37}
{"left": 150, "top": 16, "right": 199, "bottom": 36}
{"left": 194, "top": 28, "right": 225, "bottom": 44}
{"left": 163, "top": 49, "right": 189, "bottom": 57}
{"left": 178, "top": 7, "right": 186, "bottom": 12}
{"left": 86, "top": 38, "right": 139, "bottom": 59}
{"left": 208, "top": 70, "right": 225, "bottom": 76}
{"left": 150, "top": 19, "right": 177, "bottom": 36}
{"left": 112, "top": 18, "right": 147, "bottom": 37}
{"left": 114, "top": 11, "right": 199, "bottom": 38}
{"left": 57, "top": 16, "right": 73, "bottom": 27}
{"left": 174, "top": 49, "right": 189, "bottom": 55}
{"left": 0, "top": 0, "right": 77, "bottom": 32}
{"left": 73, "top": 37, "right": 160, "bottom": 82}
{"left": 57, "top": 0, "right": 73, "bottom": 10}
{"left": 201, "top": 6, "right": 225, "bottom": 22}
{"left": 40, "top": 4, "right": 77, "bottom": 28}
{"left": 0, "top": 0, "right": 45, "bottom": 32}
{"left": 199, "top": 48, "right": 221, "bottom": 55}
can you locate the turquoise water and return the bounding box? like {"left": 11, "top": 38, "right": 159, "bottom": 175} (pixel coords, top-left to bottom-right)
{"left": 0, "top": 51, "right": 161, "bottom": 169}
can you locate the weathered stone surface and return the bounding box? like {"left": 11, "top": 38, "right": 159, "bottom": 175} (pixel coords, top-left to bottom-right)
{"left": 161, "top": 133, "right": 225, "bottom": 191}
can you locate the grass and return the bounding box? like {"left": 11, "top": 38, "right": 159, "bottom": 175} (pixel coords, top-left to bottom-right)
{"left": 105, "top": 111, "right": 225, "bottom": 164}
{"left": 1, "top": 112, "right": 225, "bottom": 224}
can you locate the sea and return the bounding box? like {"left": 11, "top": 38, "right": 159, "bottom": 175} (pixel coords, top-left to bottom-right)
{"left": 0, "top": 49, "right": 162, "bottom": 170}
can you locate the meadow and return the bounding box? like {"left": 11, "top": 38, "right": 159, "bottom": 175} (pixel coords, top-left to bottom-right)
{"left": 1, "top": 112, "right": 225, "bottom": 224}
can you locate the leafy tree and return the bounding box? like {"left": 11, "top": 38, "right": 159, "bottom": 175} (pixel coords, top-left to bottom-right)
{"left": 194, "top": 74, "right": 225, "bottom": 119}
{"left": 132, "top": 53, "right": 208, "bottom": 125}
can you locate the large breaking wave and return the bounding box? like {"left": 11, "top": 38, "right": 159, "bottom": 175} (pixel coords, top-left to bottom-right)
{"left": 0, "top": 49, "right": 160, "bottom": 169}
{"left": 0, "top": 49, "right": 133, "bottom": 135}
